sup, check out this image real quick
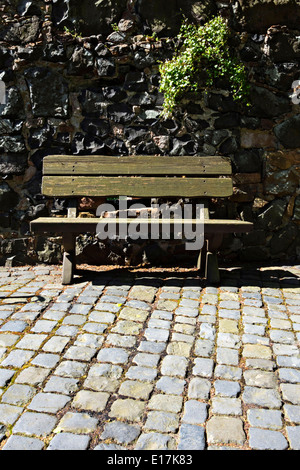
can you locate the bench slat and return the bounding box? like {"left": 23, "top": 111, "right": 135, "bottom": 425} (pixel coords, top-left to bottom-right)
{"left": 42, "top": 176, "right": 233, "bottom": 198}
{"left": 43, "top": 155, "right": 232, "bottom": 176}
{"left": 31, "top": 217, "right": 253, "bottom": 234}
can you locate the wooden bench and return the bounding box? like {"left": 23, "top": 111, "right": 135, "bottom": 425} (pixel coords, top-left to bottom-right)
{"left": 30, "top": 155, "right": 253, "bottom": 285}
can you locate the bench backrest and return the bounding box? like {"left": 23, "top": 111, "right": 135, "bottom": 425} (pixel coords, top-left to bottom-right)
{"left": 42, "top": 155, "right": 233, "bottom": 198}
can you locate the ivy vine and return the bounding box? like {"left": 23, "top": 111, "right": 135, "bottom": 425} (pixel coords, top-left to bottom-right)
{"left": 159, "top": 16, "right": 250, "bottom": 118}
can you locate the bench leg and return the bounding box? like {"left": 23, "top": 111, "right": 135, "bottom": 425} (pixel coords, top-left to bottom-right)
{"left": 197, "top": 240, "right": 208, "bottom": 276}
{"left": 62, "top": 233, "right": 76, "bottom": 285}
{"left": 205, "top": 234, "right": 223, "bottom": 284}
{"left": 205, "top": 252, "right": 220, "bottom": 284}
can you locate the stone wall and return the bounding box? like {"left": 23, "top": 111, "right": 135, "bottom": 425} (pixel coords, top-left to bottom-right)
{"left": 0, "top": 0, "right": 299, "bottom": 267}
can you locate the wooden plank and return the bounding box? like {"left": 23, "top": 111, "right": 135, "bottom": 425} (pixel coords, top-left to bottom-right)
{"left": 42, "top": 176, "right": 233, "bottom": 198}
{"left": 30, "top": 217, "right": 253, "bottom": 234}
{"left": 42, "top": 155, "right": 232, "bottom": 176}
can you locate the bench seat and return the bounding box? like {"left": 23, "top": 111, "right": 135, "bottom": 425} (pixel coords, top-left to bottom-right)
{"left": 31, "top": 217, "right": 253, "bottom": 234}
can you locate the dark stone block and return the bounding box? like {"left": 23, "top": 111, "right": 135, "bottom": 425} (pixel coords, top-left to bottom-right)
{"left": 157, "top": 119, "right": 179, "bottom": 135}
{"left": 132, "top": 51, "right": 157, "bottom": 70}
{"left": 137, "top": 109, "right": 160, "bottom": 123}
{"left": 214, "top": 113, "right": 240, "bottom": 129}
{"left": 0, "top": 46, "right": 12, "bottom": 69}
{"left": 265, "top": 168, "right": 299, "bottom": 197}
{"left": 43, "top": 43, "right": 67, "bottom": 63}
{"left": 0, "top": 154, "right": 28, "bottom": 176}
{"left": 124, "top": 72, "right": 148, "bottom": 92}
{"left": 107, "top": 103, "right": 135, "bottom": 124}
{"left": 0, "top": 16, "right": 40, "bottom": 44}
{"left": 24, "top": 67, "right": 69, "bottom": 118}
{"left": 248, "top": 85, "right": 290, "bottom": 118}
{"left": 240, "top": 245, "right": 270, "bottom": 262}
{"left": 25, "top": 203, "right": 48, "bottom": 221}
{"left": 0, "top": 119, "right": 23, "bottom": 136}
{"left": 0, "top": 182, "right": 19, "bottom": 211}
{"left": 143, "top": 243, "right": 168, "bottom": 265}
{"left": 51, "top": 0, "right": 127, "bottom": 37}
{"left": 1, "top": 237, "right": 28, "bottom": 255}
{"left": 52, "top": 198, "right": 68, "bottom": 214}
{"left": 204, "top": 92, "right": 239, "bottom": 113}
{"left": 80, "top": 89, "right": 105, "bottom": 116}
{"left": 84, "top": 135, "right": 110, "bottom": 155}
{"left": 106, "top": 31, "right": 127, "bottom": 44}
{"left": 184, "top": 117, "right": 209, "bottom": 133}
{"left": 233, "top": 0, "right": 300, "bottom": 33}
{"left": 28, "top": 127, "right": 55, "bottom": 150}
{"left": 67, "top": 46, "right": 95, "bottom": 75}
{"left": 170, "top": 137, "right": 199, "bottom": 155}
{"left": 240, "top": 116, "right": 260, "bottom": 130}
{"left": 15, "top": 45, "right": 42, "bottom": 62}
{"left": 102, "top": 86, "right": 127, "bottom": 103}
{"left": 17, "top": 1, "right": 42, "bottom": 16}
{"left": 293, "top": 196, "right": 300, "bottom": 221}
{"left": 81, "top": 118, "right": 110, "bottom": 138}
{"left": 264, "top": 63, "right": 300, "bottom": 92}
{"left": 274, "top": 114, "right": 300, "bottom": 148}
{"left": 71, "top": 133, "right": 110, "bottom": 155}
{"left": 231, "top": 150, "right": 262, "bottom": 173}
{"left": 105, "top": 138, "right": 128, "bottom": 155}
{"left": 135, "top": 141, "right": 161, "bottom": 155}
{"left": 55, "top": 132, "right": 71, "bottom": 145}
{"left": 137, "top": 0, "right": 217, "bottom": 36}
{"left": 270, "top": 224, "right": 298, "bottom": 254}
{"left": 0, "top": 87, "right": 24, "bottom": 118}
{"left": 219, "top": 136, "right": 238, "bottom": 155}
{"left": 264, "top": 28, "right": 300, "bottom": 63}
{"left": 94, "top": 43, "right": 112, "bottom": 58}
{"left": 240, "top": 44, "right": 262, "bottom": 62}
{"left": 0, "top": 135, "right": 26, "bottom": 153}
{"left": 124, "top": 127, "right": 150, "bottom": 144}
{"left": 149, "top": 74, "right": 161, "bottom": 88}
{"left": 37, "top": 239, "right": 63, "bottom": 264}
{"left": 256, "top": 199, "right": 287, "bottom": 230}
{"left": 70, "top": 132, "right": 85, "bottom": 155}
{"left": 96, "top": 57, "right": 115, "bottom": 77}
{"left": 24, "top": 171, "right": 42, "bottom": 196}
{"left": 128, "top": 92, "right": 155, "bottom": 106}
{"left": 0, "top": 213, "right": 10, "bottom": 228}
{"left": 204, "top": 129, "right": 230, "bottom": 147}
{"left": 0, "top": 69, "right": 15, "bottom": 83}
{"left": 182, "top": 102, "right": 203, "bottom": 114}
{"left": 242, "top": 230, "right": 267, "bottom": 247}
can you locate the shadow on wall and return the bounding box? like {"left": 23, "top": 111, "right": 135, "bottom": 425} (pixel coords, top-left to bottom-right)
{"left": 51, "top": 0, "right": 300, "bottom": 37}
{"left": 51, "top": 0, "right": 128, "bottom": 37}
{"left": 50, "top": 0, "right": 219, "bottom": 37}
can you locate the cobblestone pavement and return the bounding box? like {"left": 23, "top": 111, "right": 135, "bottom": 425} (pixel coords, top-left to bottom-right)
{"left": 0, "top": 264, "right": 299, "bottom": 451}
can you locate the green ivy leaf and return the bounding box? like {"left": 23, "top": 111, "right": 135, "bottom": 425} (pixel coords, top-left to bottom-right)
{"left": 159, "top": 16, "right": 250, "bottom": 118}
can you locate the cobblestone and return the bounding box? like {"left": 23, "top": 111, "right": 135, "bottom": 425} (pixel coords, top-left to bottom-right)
{"left": 249, "top": 428, "right": 288, "bottom": 450}
{"left": 47, "top": 432, "right": 90, "bottom": 450}
{"left": 12, "top": 411, "right": 57, "bottom": 436}
{"left": 0, "top": 264, "right": 299, "bottom": 450}
{"left": 178, "top": 423, "right": 206, "bottom": 450}
{"left": 2, "top": 435, "right": 44, "bottom": 450}
{"left": 247, "top": 409, "right": 283, "bottom": 430}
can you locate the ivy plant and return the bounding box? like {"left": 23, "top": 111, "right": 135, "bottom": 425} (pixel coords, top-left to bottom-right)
{"left": 159, "top": 16, "right": 250, "bottom": 118}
